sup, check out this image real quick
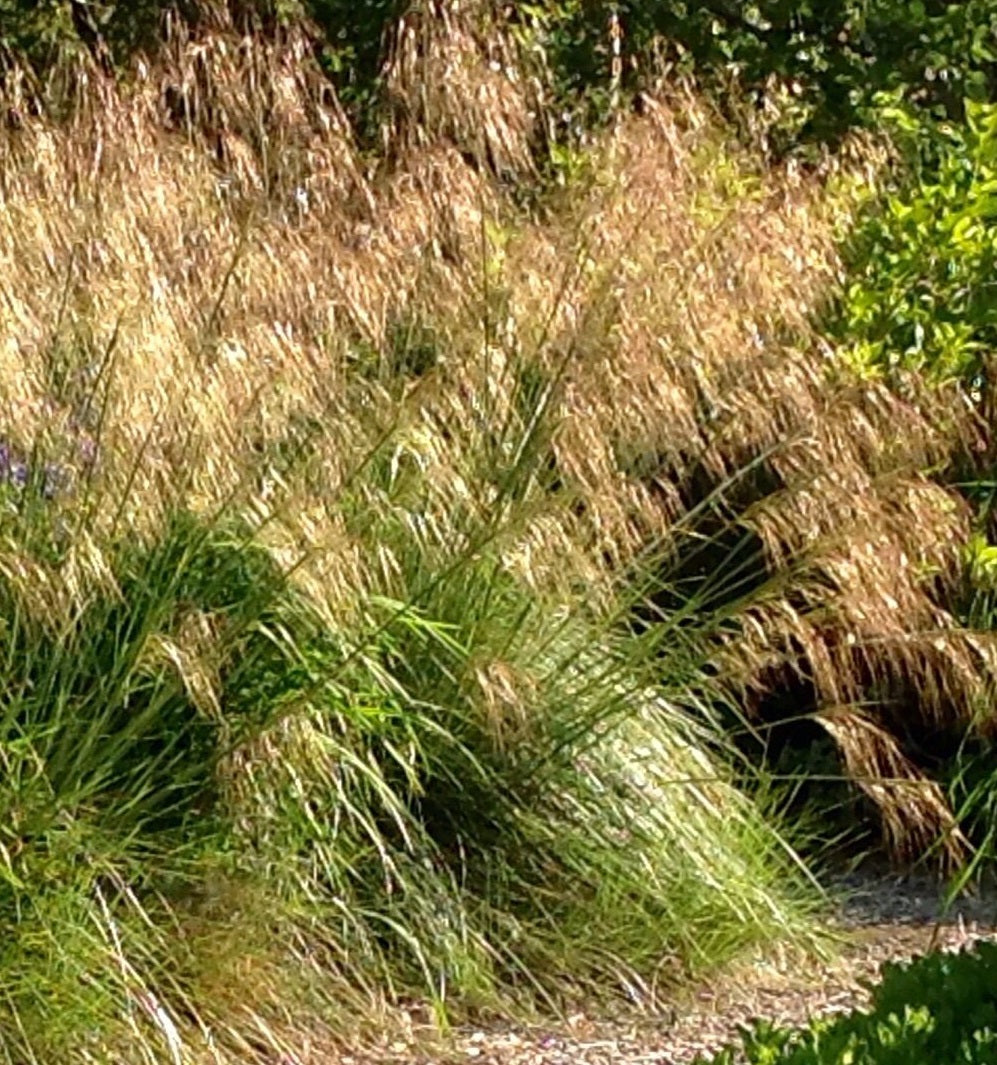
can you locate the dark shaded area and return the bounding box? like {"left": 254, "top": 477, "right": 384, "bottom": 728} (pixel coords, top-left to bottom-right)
{"left": 2, "top": 1, "right": 995, "bottom": 162}
{"left": 543, "top": 1, "right": 997, "bottom": 157}
{"left": 623, "top": 442, "right": 965, "bottom": 863}
{"left": 629, "top": 452, "right": 783, "bottom": 627}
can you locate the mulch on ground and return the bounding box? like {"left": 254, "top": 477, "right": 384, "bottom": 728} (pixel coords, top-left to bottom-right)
{"left": 341, "top": 868, "right": 997, "bottom": 1065}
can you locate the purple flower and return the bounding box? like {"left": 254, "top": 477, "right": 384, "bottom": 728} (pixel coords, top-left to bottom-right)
{"left": 0, "top": 436, "right": 73, "bottom": 498}
{"left": 42, "top": 463, "right": 67, "bottom": 499}
{"left": 8, "top": 461, "right": 27, "bottom": 489}
{"left": 77, "top": 433, "right": 98, "bottom": 467}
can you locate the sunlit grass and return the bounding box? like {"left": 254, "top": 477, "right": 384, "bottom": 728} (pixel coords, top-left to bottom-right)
{"left": 0, "top": 10, "right": 988, "bottom": 1061}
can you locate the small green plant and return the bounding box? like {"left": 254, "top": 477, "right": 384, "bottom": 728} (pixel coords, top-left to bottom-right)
{"left": 700, "top": 941, "right": 997, "bottom": 1064}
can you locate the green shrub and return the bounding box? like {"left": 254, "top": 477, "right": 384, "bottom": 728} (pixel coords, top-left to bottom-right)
{"left": 306, "top": 0, "right": 401, "bottom": 108}
{"left": 828, "top": 99, "right": 997, "bottom": 388}
{"left": 525, "top": 2, "right": 997, "bottom": 154}
{"left": 700, "top": 941, "right": 997, "bottom": 1064}
{"left": 0, "top": 0, "right": 185, "bottom": 62}
{"left": 6, "top": 3, "right": 995, "bottom": 160}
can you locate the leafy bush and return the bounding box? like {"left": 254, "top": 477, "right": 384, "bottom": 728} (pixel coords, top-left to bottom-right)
{"left": 828, "top": 99, "right": 997, "bottom": 387}
{"left": 701, "top": 941, "right": 997, "bottom": 1064}
{"left": 306, "top": 0, "right": 401, "bottom": 107}
{"left": 0, "top": 0, "right": 183, "bottom": 62}
{"left": 525, "top": 1, "right": 997, "bottom": 154}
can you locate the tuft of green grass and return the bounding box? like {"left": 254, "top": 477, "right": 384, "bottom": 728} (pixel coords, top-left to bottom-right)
{"left": 0, "top": 19, "right": 927, "bottom": 1057}
{"left": 0, "top": 362, "right": 829, "bottom": 1061}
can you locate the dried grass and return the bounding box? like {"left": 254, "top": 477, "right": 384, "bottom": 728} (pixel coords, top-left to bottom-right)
{"left": 0, "top": 0, "right": 990, "bottom": 954}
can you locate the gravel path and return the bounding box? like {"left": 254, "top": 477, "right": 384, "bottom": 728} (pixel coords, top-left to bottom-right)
{"left": 344, "top": 869, "right": 997, "bottom": 1065}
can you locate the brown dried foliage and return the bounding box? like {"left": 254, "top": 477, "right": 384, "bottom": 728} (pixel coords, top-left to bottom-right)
{"left": 0, "top": 1, "right": 992, "bottom": 893}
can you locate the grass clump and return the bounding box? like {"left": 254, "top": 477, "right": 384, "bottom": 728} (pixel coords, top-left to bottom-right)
{"left": 810, "top": 78, "right": 997, "bottom": 882}
{"left": 0, "top": 453, "right": 824, "bottom": 1060}
{"left": 7, "top": 2, "right": 997, "bottom": 1058}
{"left": 0, "top": 17, "right": 847, "bottom": 1057}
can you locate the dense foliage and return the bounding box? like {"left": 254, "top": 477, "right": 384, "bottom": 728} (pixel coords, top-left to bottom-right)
{"left": 536, "top": 2, "right": 997, "bottom": 147}
{"left": 3, "top": 2, "right": 996, "bottom": 153}
{"left": 827, "top": 100, "right": 997, "bottom": 387}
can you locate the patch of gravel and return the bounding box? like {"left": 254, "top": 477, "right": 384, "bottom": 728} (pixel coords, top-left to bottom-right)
{"left": 344, "top": 869, "right": 997, "bottom": 1065}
